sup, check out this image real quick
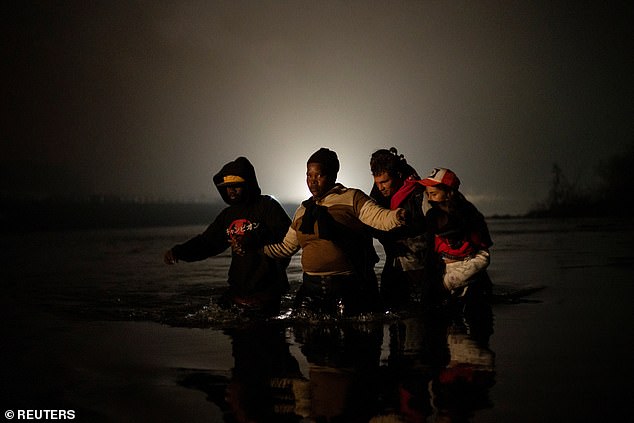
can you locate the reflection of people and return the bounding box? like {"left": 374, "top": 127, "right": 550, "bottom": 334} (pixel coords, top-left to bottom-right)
{"left": 225, "top": 323, "right": 304, "bottom": 422}
{"left": 163, "top": 157, "right": 291, "bottom": 315}
{"left": 380, "top": 300, "right": 495, "bottom": 423}
{"left": 293, "top": 321, "right": 384, "bottom": 421}
{"left": 430, "top": 301, "right": 496, "bottom": 421}
{"left": 178, "top": 322, "right": 304, "bottom": 423}
{"left": 263, "top": 148, "right": 406, "bottom": 315}
{"left": 369, "top": 147, "right": 430, "bottom": 310}
{"left": 382, "top": 315, "right": 449, "bottom": 422}
{"left": 421, "top": 168, "right": 493, "bottom": 299}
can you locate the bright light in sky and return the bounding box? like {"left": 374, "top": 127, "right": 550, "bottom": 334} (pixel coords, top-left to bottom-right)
{"left": 252, "top": 134, "right": 379, "bottom": 206}
{"left": 4, "top": 1, "right": 633, "bottom": 216}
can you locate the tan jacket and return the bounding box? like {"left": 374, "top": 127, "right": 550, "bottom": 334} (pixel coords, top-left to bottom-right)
{"left": 264, "top": 184, "right": 404, "bottom": 275}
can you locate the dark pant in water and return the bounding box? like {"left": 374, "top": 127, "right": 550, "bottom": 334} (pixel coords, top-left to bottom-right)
{"left": 295, "top": 273, "right": 380, "bottom": 316}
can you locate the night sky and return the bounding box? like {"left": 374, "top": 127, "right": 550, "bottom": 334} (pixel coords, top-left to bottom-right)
{"left": 4, "top": 1, "right": 633, "bottom": 215}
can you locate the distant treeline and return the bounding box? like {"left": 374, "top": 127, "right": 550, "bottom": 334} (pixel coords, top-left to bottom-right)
{"left": 527, "top": 143, "right": 634, "bottom": 218}
{"left": 3, "top": 145, "right": 633, "bottom": 231}
{"left": 0, "top": 198, "right": 216, "bottom": 232}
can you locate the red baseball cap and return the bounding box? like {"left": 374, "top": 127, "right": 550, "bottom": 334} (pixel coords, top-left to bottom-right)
{"left": 421, "top": 168, "right": 460, "bottom": 189}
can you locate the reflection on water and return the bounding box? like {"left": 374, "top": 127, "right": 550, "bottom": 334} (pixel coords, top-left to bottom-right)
{"left": 4, "top": 218, "right": 633, "bottom": 421}
{"left": 15, "top": 219, "right": 634, "bottom": 421}
{"left": 178, "top": 302, "right": 495, "bottom": 422}
{"left": 3, "top": 224, "right": 500, "bottom": 422}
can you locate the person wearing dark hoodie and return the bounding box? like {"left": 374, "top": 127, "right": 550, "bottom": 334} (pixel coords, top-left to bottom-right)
{"left": 163, "top": 157, "right": 291, "bottom": 316}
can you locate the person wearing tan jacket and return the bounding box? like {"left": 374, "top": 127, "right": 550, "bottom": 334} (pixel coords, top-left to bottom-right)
{"left": 263, "top": 148, "right": 406, "bottom": 316}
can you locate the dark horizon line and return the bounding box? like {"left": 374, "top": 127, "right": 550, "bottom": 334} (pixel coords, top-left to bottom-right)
{"left": 4, "top": 195, "right": 630, "bottom": 235}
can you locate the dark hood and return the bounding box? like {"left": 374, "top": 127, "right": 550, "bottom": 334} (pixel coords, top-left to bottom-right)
{"left": 213, "top": 157, "right": 262, "bottom": 204}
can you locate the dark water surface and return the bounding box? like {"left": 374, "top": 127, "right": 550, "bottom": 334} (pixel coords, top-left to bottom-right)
{"left": 2, "top": 218, "right": 633, "bottom": 422}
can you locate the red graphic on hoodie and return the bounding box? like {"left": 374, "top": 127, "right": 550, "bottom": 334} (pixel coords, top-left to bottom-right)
{"left": 226, "top": 219, "right": 259, "bottom": 240}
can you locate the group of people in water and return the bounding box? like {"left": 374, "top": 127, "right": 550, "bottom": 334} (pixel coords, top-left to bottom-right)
{"left": 164, "top": 147, "right": 493, "bottom": 317}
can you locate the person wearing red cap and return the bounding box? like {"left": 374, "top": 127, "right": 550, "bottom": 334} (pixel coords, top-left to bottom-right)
{"left": 421, "top": 168, "right": 493, "bottom": 299}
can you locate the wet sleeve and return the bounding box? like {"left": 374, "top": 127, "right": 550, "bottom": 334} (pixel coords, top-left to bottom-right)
{"left": 354, "top": 190, "right": 404, "bottom": 231}
{"left": 171, "top": 214, "right": 229, "bottom": 262}
{"left": 263, "top": 225, "right": 300, "bottom": 258}
{"left": 262, "top": 206, "right": 301, "bottom": 258}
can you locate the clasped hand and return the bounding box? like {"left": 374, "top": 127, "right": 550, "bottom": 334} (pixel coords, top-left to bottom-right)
{"left": 230, "top": 236, "right": 246, "bottom": 256}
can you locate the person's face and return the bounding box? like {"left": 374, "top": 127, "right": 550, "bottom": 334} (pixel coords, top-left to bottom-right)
{"left": 425, "top": 186, "right": 450, "bottom": 210}
{"left": 226, "top": 185, "right": 245, "bottom": 204}
{"left": 373, "top": 172, "right": 403, "bottom": 198}
{"left": 306, "top": 163, "right": 334, "bottom": 198}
